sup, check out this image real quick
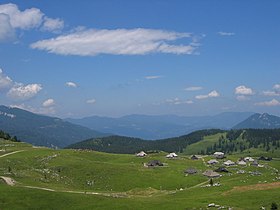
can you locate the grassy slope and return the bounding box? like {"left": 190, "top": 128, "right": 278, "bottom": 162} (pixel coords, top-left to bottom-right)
{"left": 0, "top": 138, "right": 280, "bottom": 209}
{"left": 183, "top": 133, "right": 225, "bottom": 155}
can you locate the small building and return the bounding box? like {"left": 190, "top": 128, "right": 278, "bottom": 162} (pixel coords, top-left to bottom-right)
{"left": 251, "top": 160, "right": 259, "bottom": 167}
{"left": 136, "top": 151, "right": 147, "bottom": 157}
{"left": 237, "top": 160, "right": 247, "bottom": 166}
{"left": 203, "top": 170, "right": 221, "bottom": 178}
{"left": 184, "top": 168, "right": 197, "bottom": 175}
{"left": 244, "top": 157, "right": 255, "bottom": 162}
{"left": 190, "top": 155, "right": 199, "bottom": 160}
{"left": 214, "top": 167, "right": 229, "bottom": 173}
{"left": 224, "top": 160, "right": 235, "bottom": 166}
{"left": 213, "top": 152, "right": 225, "bottom": 159}
{"left": 147, "top": 160, "right": 163, "bottom": 167}
{"left": 166, "top": 152, "right": 178, "bottom": 158}
{"left": 207, "top": 159, "right": 219, "bottom": 165}
{"left": 258, "top": 156, "right": 272, "bottom": 161}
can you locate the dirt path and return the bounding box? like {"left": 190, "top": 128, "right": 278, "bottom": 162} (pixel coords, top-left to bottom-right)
{"left": 187, "top": 180, "right": 210, "bottom": 190}
{"left": 0, "top": 176, "right": 16, "bottom": 186}
{"left": 0, "top": 150, "right": 24, "bottom": 158}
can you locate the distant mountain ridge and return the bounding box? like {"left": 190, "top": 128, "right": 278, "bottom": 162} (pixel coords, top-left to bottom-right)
{"left": 233, "top": 113, "right": 280, "bottom": 129}
{"left": 0, "top": 105, "right": 105, "bottom": 148}
{"left": 66, "top": 112, "right": 254, "bottom": 139}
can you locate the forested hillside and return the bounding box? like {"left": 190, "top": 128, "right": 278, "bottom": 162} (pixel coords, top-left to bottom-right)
{"left": 66, "top": 129, "right": 223, "bottom": 153}
{"left": 68, "top": 129, "right": 280, "bottom": 155}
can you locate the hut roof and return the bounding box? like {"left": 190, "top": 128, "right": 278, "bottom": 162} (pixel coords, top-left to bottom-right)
{"left": 214, "top": 167, "right": 229, "bottom": 173}
{"left": 166, "top": 152, "right": 178, "bottom": 158}
{"left": 191, "top": 155, "right": 199, "bottom": 160}
{"left": 224, "top": 160, "right": 235, "bottom": 166}
{"left": 147, "top": 160, "right": 163, "bottom": 167}
{"left": 184, "top": 168, "right": 197, "bottom": 174}
{"left": 207, "top": 159, "right": 219, "bottom": 164}
{"left": 203, "top": 170, "right": 221, "bottom": 178}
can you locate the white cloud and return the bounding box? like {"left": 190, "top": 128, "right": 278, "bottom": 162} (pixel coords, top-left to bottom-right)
{"left": 0, "top": 68, "right": 13, "bottom": 89}
{"left": 0, "top": 3, "right": 43, "bottom": 29}
{"left": 0, "top": 13, "right": 15, "bottom": 42}
{"left": 30, "top": 28, "right": 198, "bottom": 56}
{"left": 218, "top": 31, "right": 235, "bottom": 36}
{"left": 65, "top": 81, "right": 77, "bottom": 88}
{"left": 255, "top": 99, "right": 280, "bottom": 107}
{"left": 145, "top": 75, "right": 162, "bottom": 80}
{"left": 41, "top": 17, "right": 64, "bottom": 32}
{"left": 7, "top": 83, "right": 42, "bottom": 101}
{"left": 0, "top": 3, "right": 64, "bottom": 42}
{"left": 235, "top": 85, "right": 254, "bottom": 95}
{"left": 184, "top": 86, "right": 203, "bottom": 91}
{"left": 196, "top": 90, "right": 220, "bottom": 100}
{"left": 166, "top": 98, "right": 193, "bottom": 105}
{"left": 86, "top": 99, "right": 96, "bottom": 104}
{"left": 273, "top": 84, "right": 280, "bottom": 90}
{"left": 43, "top": 98, "right": 55, "bottom": 107}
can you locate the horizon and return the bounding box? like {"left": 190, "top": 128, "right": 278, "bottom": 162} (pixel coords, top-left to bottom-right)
{"left": 0, "top": 1, "right": 280, "bottom": 118}
{"left": 2, "top": 104, "right": 280, "bottom": 119}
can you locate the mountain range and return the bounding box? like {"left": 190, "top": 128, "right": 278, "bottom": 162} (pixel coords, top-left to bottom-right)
{"left": 1, "top": 104, "right": 280, "bottom": 148}
{"left": 66, "top": 112, "right": 254, "bottom": 139}
{"left": 0, "top": 105, "right": 105, "bottom": 148}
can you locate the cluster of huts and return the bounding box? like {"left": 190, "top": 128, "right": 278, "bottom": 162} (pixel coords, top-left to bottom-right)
{"left": 136, "top": 150, "right": 272, "bottom": 178}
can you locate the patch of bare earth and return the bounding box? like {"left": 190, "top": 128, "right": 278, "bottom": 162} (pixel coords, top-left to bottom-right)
{"left": 223, "top": 182, "right": 280, "bottom": 195}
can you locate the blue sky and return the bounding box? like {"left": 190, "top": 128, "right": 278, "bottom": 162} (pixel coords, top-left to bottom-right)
{"left": 0, "top": 0, "right": 280, "bottom": 118}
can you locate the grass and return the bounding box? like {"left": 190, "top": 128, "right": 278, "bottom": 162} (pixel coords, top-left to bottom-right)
{"left": 0, "top": 138, "right": 280, "bottom": 209}
{"left": 183, "top": 133, "right": 225, "bottom": 155}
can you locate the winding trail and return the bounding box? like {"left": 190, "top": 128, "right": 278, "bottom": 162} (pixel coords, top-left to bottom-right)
{"left": 0, "top": 150, "right": 24, "bottom": 158}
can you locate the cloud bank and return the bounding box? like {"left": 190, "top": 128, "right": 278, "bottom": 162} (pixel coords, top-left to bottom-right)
{"left": 255, "top": 99, "right": 280, "bottom": 107}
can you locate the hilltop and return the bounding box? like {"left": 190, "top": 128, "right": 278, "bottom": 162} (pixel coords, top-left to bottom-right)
{"left": 0, "top": 105, "right": 105, "bottom": 148}
{"left": 233, "top": 113, "right": 280, "bottom": 129}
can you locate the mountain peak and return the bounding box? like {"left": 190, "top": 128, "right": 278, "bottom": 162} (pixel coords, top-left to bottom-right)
{"left": 233, "top": 113, "right": 280, "bottom": 129}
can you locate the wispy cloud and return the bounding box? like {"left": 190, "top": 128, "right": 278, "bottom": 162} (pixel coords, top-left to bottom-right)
{"left": 195, "top": 90, "right": 220, "bottom": 100}
{"left": 0, "top": 3, "right": 64, "bottom": 42}
{"left": 236, "top": 95, "right": 250, "bottom": 101}
{"left": 255, "top": 99, "right": 280, "bottom": 107}
{"left": 145, "top": 75, "right": 163, "bottom": 80}
{"left": 11, "top": 103, "right": 56, "bottom": 115}
{"left": 31, "top": 28, "right": 199, "bottom": 56}
{"left": 166, "top": 97, "right": 193, "bottom": 105}
{"left": 41, "top": 17, "right": 64, "bottom": 32}
{"left": 262, "top": 90, "right": 280, "bottom": 96}
{"left": 184, "top": 86, "right": 202, "bottom": 91}
{"left": 65, "top": 81, "right": 77, "bottom": 88}
{"left": 218, "top": 31, "right": 235, "bottom": 36}
{"left": 42, "top": 98, "right": 55, "bottom": 107}
{"left": 262, "top": 84, "right": 280, "bottom": 96}
{"left": 86, "top": 99, "right": 96, "bottom": 104}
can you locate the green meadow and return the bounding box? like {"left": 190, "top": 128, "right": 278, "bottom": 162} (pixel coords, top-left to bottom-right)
{"left": 0, "top": 138, "right": 280, "bottom": 209}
